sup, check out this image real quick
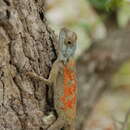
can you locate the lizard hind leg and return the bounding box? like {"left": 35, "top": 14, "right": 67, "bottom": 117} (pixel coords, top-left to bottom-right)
{"left": 47, "top": 118, "right": 65, "bottom": 130}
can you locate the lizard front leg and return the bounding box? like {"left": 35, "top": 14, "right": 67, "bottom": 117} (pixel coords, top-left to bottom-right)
{"left": 26, "top": 72, "right": 51, "bottom": 85}
{"left": 25, "top": 61, "right": 62, "bottom": 129}
{"left": 26, "top": 70, "right": 66, "bottom": 130}
{"left": 25, "top": 60, "right": 60, "bottom": 86}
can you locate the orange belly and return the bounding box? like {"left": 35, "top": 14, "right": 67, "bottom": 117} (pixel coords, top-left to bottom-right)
{"left": 59, "top": 60, "right": 77, "bottom": 120}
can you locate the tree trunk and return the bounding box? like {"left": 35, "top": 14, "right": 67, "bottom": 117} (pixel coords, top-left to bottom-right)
{"left": 0, "top": 0, "right": 57, "bottom": 129}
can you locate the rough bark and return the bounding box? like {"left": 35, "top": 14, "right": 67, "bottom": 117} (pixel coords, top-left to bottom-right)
{"left": 0, "top": 0, "right": 57, "bottom": 129}
{"left": 77, "top": 29, "right": 130, "bottom": 130}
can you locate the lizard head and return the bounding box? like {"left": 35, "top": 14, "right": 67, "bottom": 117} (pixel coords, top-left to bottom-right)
{"left": 59, "top": 27, "right": 77, "bottom": 64}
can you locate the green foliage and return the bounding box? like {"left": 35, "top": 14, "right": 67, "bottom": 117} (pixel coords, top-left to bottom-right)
{"left": 88, "top": 0, "right": 130, "bottom": 27}
{"left": 78, "top": 20, "right": 93, "bottom": 32}
{"left": 112, "top": 61, "right": 130, "bottom": 88}
{"left": 127, "top": 118, "right": 130, "bottom": 130}
{"left": 88, "top": 0, "right": 124, "bottom": 11}
{"left": 117, "top": 1, "right": 130, "bottom": 27}
{"left": 106, "top": 0, "right": 123, "bottom": 11}
{"left": 118, "top": 61, "right": 130, "bottom": 75}
{"left": 88, "top": 0, "right": 108, "bottom": 10}
{"left": 128, "top": 123, "right": 130, "bottom": 130}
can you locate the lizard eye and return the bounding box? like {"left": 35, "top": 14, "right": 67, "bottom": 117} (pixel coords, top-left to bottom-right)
{"left": 67, "top": 41, "right": 71, "bottom": 44}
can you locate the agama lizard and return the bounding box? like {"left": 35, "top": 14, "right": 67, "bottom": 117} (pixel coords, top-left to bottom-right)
{"left": 26, "top": 27, "right": 77, "bottom": 130}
